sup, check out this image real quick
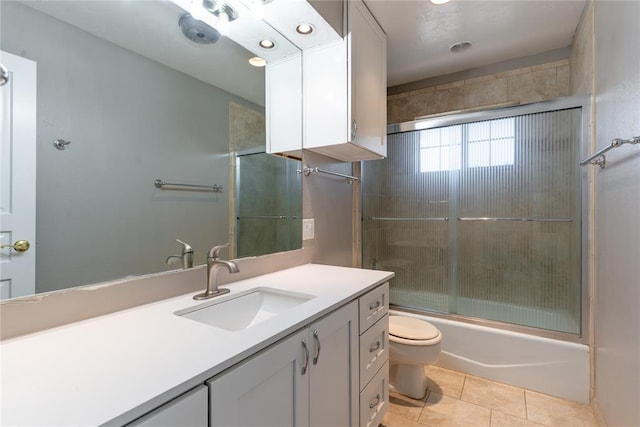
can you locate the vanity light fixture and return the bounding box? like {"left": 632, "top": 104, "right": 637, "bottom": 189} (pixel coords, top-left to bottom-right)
{"left": 430, "top": 0, "right": 451, "bottom": 4}
{"left": 202, "top": 0, "right": 238, "bottom": 36}
{"left": 249, "top": 56, "right": 266, "bottom": 67}
{"left": 259, "top": 39, "right": 275, "bottom": 49}
{"left": 296, "top": 23, "right": 314, "bottom": 35}
{"left": 450, "top": 40, "right": 472, "bottom": 52}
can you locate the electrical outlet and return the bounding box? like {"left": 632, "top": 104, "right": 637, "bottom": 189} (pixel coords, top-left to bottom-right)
{"left": 302, "top": 219, "right": 315, "bottom": 240}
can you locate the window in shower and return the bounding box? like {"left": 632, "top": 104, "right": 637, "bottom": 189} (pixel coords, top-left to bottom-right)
{"left": 363, "top": 104, "right": 583, "bottom": 335}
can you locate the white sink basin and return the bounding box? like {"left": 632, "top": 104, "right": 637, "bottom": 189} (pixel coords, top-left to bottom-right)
{"left": 177, "top": 287, "right": 314, "bottom": 331}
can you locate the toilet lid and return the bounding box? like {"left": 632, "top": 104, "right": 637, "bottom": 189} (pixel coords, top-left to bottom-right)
{"left": 389, "top": 316, "right": 440, "bottom": 340}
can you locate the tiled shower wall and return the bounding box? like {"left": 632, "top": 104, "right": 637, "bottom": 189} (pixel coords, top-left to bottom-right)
{"left": 387, "top": 59, "right": 571, "bottom": 124}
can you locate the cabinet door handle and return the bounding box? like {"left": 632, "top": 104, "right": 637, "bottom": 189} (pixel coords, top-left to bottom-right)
{"left": 369, "top": 300, "right": 381, "bottom": 311}
{"left": 312, "top": 329, "right": 321, "bottom": 365}
{"left": 301, "top": 339, "right": 309, "bottom": 375}
{"left": 352, "top": 119, "right": 358, "bottom": 139}
{"left": 369, "top": 341, "right": 381, "bottom": 353}
{"left": 369, "top": 394, "right": 381, "bottom": 409}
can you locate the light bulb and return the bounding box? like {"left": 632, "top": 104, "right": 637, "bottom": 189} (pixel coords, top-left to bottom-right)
{"left": 190, "top": 0, "right": 204, "bottom": 20}
{"left": 217, "top": 11, "right": 230, "bottom": 36}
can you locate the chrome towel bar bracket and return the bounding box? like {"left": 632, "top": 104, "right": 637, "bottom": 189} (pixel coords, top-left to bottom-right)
{"left": 297, "top": 165, "right": 359, "bottom": 183}
{"left": 580, "top": 136, "right": 640, "bottom": 168}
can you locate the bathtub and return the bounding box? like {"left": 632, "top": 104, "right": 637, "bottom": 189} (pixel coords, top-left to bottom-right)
{"left": 390, "top": 309, "right": 590, "bottom": 403}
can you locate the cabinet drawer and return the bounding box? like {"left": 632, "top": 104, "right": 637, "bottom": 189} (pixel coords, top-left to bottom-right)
{"left": 359, "top": 362, "right": 389, "bottom": 427}
{"left": 359, "top": 283, "right": 388, "bottom": 334}
{"left": 359, "top": 314, "right": 389, "bottom": 391}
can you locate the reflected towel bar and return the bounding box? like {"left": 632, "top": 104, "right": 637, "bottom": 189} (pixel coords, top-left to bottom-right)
{"left": 154, "top": 179, "right": 223, "bottom": 192}
{"left": 458, "top": 217, "right": 573, "bottom": 222}
{"left": 297, "top": 165, "right": 359, "bottom": 183}
{"left": 368, "top": 217, "right": 449, "bottom": 221}
{"left": 580, "top": 136, "right": 640, "bottom": 168}
{"left": 237, "top": 216, "right": 301, "bottom": 220}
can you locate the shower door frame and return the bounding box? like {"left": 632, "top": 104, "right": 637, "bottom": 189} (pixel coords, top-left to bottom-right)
{"left": 376, "top": 96, "right": 592, "bottom": 344}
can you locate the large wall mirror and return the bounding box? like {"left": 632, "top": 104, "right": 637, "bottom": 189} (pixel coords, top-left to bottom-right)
{"left": 0, "top": 0, "right": 302, "bottom": 299}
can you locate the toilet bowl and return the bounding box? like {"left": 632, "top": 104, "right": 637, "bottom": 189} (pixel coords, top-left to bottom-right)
{"left": 388, "top": 315, "right": 442, "bottom": 399}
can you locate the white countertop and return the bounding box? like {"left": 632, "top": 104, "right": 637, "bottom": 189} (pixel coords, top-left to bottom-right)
{"left": 0, "top": 264, "right": 393, "bottom": 426}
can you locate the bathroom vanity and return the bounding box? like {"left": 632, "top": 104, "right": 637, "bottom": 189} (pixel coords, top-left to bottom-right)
{"left": 0, "top": 264, "right": 392, "bottom": 426}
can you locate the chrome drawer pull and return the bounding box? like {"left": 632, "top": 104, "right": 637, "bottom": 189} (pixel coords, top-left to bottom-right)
{"left": 312, "top": 329, "right": 321, "bottom": 365}
{"left": 369, "top": 341, "right": 381, "bottom": 353}
{"left": 369, "top": 394, "right": 381, "bottom": 409}
{"left": 369, "top": 300, "right": 381, "bottom": 311}
{"left": 301, "top": 339, "right": 309, "bottom": 375}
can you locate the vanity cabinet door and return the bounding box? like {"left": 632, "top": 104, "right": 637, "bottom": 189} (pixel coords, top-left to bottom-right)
{"left": 127, "top": 385, "right": 207, "bottom": 427}
{"left": 207, "top": 329, "right": 309, "bottom": 427}
{"left": 309, "top": 300, "right": 359, "bottom": 427}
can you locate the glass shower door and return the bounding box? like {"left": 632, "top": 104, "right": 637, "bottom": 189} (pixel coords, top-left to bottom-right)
{"left": 362, "top": 105, "right": 583, "bottom": 335}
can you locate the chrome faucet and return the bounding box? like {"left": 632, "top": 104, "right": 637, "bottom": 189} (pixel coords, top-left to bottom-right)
{"left": 194, "top": 243, "right": 239, "bottom": 300}
{"left": 166, "top": 239, "right": 194, "bottom": 269}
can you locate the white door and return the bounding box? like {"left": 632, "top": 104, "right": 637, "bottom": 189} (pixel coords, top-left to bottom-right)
{"left": 0, "top": 51, "right": 36, "bottom": 299}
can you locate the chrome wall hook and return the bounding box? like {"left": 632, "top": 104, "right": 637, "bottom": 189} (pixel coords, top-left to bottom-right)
{"left": 0, "top": 64, "right": 9, "bottom": 87}
{"left": 53, "top": 139, "right": 71, "bottom": 150}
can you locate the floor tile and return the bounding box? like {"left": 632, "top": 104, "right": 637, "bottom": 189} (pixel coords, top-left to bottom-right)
{"left": 425, "top": 365, "right": 466, "bottom": 399}
{"left": 461, "top": 375, "right": 527, "bottom": 419}
{"left": 490, "top": 410, "right": 544, "bottom": 427}
{"left": 386, "top": 390, "right": 428, "bottom": 423}
{"left": 418, "top": 392, "right": 491, "bottom": 427}
{"left": 525, "top": 390, "right": 597, "bottom": 427}
{"left": 382, "top": 410, "right": 427, "bottom": 427}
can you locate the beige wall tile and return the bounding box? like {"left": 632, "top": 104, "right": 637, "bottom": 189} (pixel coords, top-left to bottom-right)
{"left": 425, "top": 365, "right": 466, "bottom": 399}
{"left": 436, "top": 80, "right": 465, "bottom": 91}
{"left": 387, "top": 59, "right": 572, "bottom": 123}
{"left": 507, "top": 68, "right": 559, "bottom": 104}
{"left": 570, "top": 1, "right": 594, "bottom": 95}
{"left": 461, "top": 376, "right": 527, "bottom": 419}
{"left": 532, "top": 59, "right": 569, "bottom": 71}
{"left": 496, "top": 66, "right": 532, "bottom": 79}
{"left": 419, "top": 392, "right": 491, "bottom": 427}
{"left": 525, "top": 390, "right": 598, "bottom": 427}
{"left": 464, "top": 77, "right": 508, "bottom": 109}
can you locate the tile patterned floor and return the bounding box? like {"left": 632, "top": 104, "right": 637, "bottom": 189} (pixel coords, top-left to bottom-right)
{"left": 381, "top": 366, "right": 598, "bottom": 427}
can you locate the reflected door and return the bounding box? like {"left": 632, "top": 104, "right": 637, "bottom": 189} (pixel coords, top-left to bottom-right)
{"left": 0, "top": 51, "right": 36, "bottom": 299}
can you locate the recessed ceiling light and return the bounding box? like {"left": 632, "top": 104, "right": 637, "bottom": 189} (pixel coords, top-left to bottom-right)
{"left": 430, "top": 0, "right": 451, "bottom": 4}
{"left": 259, "top": 39, "right": 275, "bottom": 49}
{"left": 249, "top": 56, "right": 266, "bottom": 67}
{"left": 296, "top": 23, "right": 314, "bottom": 35}
{"left": 450, "top": 41, "right": 472, "bottom": 52}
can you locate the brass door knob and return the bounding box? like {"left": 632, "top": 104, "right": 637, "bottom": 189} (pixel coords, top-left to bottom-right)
{"left": 1, "top": 240, "right": 30, "bottom": 252}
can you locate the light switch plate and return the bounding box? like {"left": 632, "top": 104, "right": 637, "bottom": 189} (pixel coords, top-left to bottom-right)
{"left": 302, "top": 219, "right": 315, "bottom": 240}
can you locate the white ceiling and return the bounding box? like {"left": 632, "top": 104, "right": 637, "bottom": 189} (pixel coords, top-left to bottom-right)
{"left": 22, "top": 0, "right": 587, "bottom": 101}
{"left": 365, "top": 0, "right": 587, "bottom": 87}
{"left": 24, "top": 0, "right": 269, "bottom": 106}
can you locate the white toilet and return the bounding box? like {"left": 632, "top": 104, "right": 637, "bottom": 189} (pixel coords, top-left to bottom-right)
{"left": 388, "top": 315, "right": 442, "bottom": 399}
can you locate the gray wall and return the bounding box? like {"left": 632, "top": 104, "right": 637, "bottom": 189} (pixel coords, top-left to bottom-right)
{"left": 1, "top": 2, "right": 262, "bottom": 293}
{"left": 593, "top": 2, "right": 640, "bottom": 425}
{"left": 303, "top": 151, "right": 354, "bottom": 267}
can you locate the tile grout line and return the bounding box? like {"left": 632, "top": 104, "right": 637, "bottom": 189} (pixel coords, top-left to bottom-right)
{"left": 460, "top": 374, "right": 468, "bottom": 400}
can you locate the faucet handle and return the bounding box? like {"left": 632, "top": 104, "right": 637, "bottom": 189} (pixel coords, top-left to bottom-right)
{"left": 175, "top": 239, "right": 193, "bottom": 254}
{"left": 208, "top": 243, "right": 230, "bottom": 260}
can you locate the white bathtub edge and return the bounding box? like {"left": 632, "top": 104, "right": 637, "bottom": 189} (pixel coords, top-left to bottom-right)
{"left": 390, "top": 310, "right": 590, "bottom": 404}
